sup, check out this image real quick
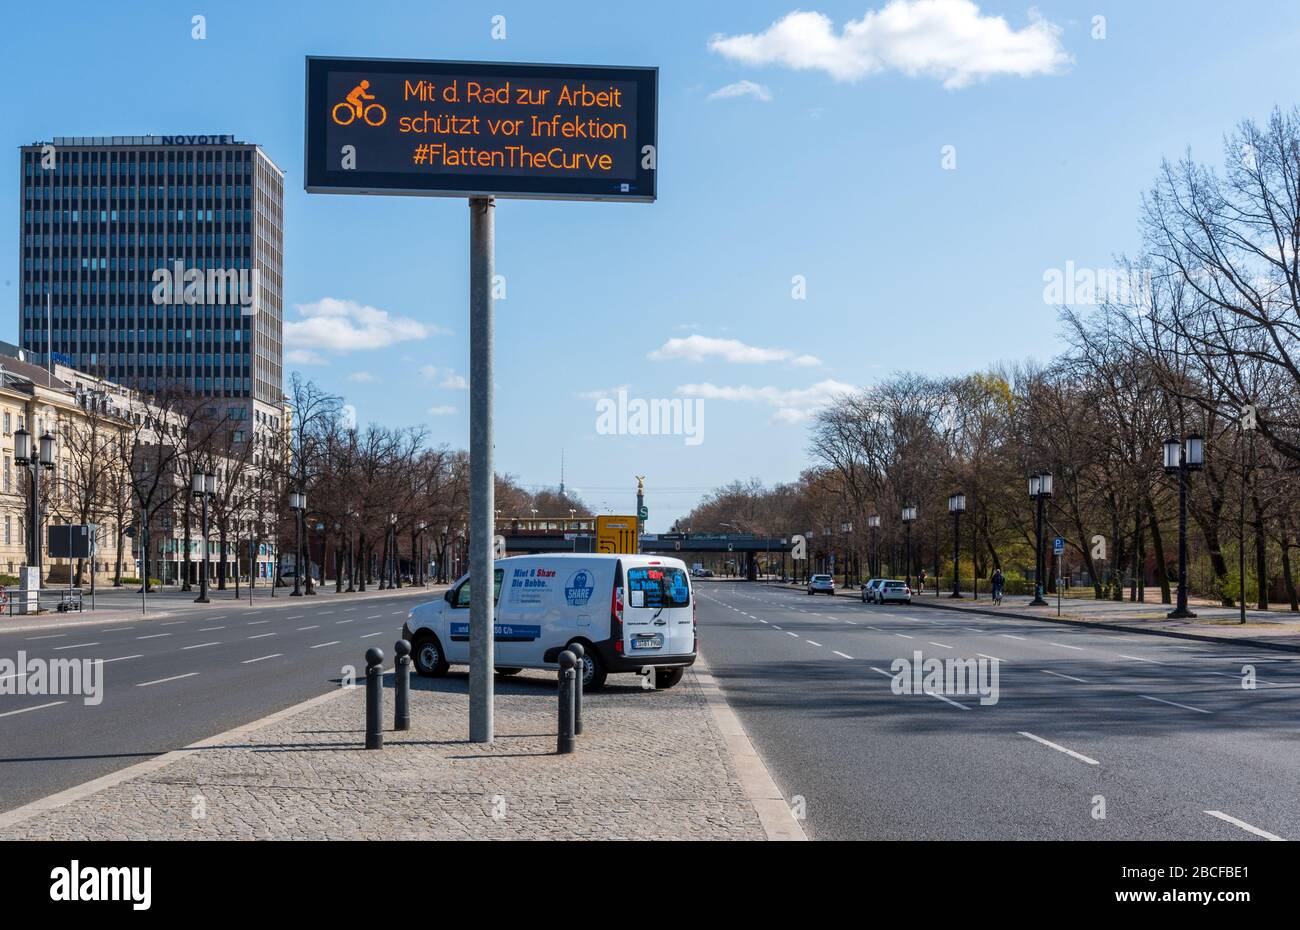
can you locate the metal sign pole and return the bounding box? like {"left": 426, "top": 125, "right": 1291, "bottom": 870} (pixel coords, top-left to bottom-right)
{"left": 468, "top": 196, "right": 495, "bottom": 744}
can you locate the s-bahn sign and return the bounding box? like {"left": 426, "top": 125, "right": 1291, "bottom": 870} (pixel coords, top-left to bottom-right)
{"left": 304, "top": 56, "right": 657, "bottom": 202}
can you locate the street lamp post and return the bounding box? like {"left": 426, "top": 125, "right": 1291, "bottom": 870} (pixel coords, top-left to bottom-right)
{"left": 289, "top": 490, "right": 306, "bottom": 596}
{"left": 1028, "top": 472, "right": 1053, "bottom": 607}
{"left": 868, "top": 514, "right": 880, "bottom": 578}
{"left": 13, "top": 428, "right": 56, "bottom": 583}
{"left": 1164, "top": 433, "right": 1204, "bottom": 619}
{"left": 192, "top": 470, "right": 217, "bottom": 603}
{"left": 901, "top": 505, "right": 917, "bottom": 587}
{"left": 346, "top": 510, "right": 357, "bottom": 593}
{"left": 948, "top": 492, "right": 966, "bottom": 598}
{"left": 417, "top": 520, "right": 428, "bottom": 586}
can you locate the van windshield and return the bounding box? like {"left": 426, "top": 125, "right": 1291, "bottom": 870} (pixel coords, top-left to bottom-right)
{"left": 626, "top": 566, "right": 691, "bottom": 609}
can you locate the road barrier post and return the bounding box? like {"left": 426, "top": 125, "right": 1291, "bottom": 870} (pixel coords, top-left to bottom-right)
{"left": 394, "top": 639, "right": 411, "bottom": 731}
{"left": 557, "top": 650, "right": 576, "bottom": 754}
{"left": 568, "top": 641, "right": 585, "bottom": 735}
{"left": 365, "top": 646, "right": 384, "bottom": 750}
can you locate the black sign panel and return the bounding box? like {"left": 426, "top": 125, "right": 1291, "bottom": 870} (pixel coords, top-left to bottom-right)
{"left": 305, "top": 56, "right": 657, "bottom": 202}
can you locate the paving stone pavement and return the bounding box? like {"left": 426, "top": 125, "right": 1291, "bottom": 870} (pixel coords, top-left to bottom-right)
{"left": 0, "top": 667, "right": 768, "bottom": 840}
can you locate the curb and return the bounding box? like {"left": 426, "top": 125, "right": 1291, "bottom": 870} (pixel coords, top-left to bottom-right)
{"left": 762, "top": 583, "right": 1300, "bottom": 656}
{"left": 690, "top": 650, "right": 807, "bottom": 841}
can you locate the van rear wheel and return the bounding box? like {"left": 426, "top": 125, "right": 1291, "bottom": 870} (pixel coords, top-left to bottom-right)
{"left": 654, "top": 667, "right": 685, "bottom": 689}
{"left": 576, "top": 646, "right": 607, "bottom": 691}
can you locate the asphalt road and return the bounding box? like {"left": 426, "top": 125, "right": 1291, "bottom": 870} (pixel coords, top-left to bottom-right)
{"left": 695, "top": 581, "right": 1300, "bottom": 841}
{"left": 0, "top": 587, "right": 437, "bottom": 812}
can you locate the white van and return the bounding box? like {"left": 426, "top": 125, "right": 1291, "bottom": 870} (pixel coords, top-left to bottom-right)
{"left": 402, "top": 553, "right": 697, "bottom": 690}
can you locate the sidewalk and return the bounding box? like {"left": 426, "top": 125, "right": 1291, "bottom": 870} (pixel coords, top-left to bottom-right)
{"left": 772, "top": 582, "right": 1300, "bottom": 652}
{"left": 0, "top": 653, "right": 801, "bottom": 841}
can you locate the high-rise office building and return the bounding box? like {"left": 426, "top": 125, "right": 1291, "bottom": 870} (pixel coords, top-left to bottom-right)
{"left": 18, "top": 135, "right": 285, "bottom": 425}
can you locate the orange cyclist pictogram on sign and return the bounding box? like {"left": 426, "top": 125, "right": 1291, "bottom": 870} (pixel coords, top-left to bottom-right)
{"left": 332, "top": 80, "right": 388, "bottom": 127}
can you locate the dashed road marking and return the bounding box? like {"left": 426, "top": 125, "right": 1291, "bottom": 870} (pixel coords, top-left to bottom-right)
{"left": 53, "top": 642, "right": 99, "bottom": 651}
{"left": 182, "top": 642, "right": 221, "bottom": 651}
{"left": 136, "top": 673, "right": 199, "bottom": 687}
{"left": 1203, "top": 810, "right": 1284, "bottom": 841}
{"left": 1018, "top": 731, "right": 1099, "bottom": 765}
{"left": 136, "top": 633, "right": 170, "bottom": 640}
{"left": 928, "top": 642, "right": 953, "bottom": 649}
{"left": 833, "top": 651, "right": 853, "bottom": 659}
{"left": 310, "top": 641, "right": 341, "bottom": 649}
{"left": 242, "top": 654, "right": 283, "bottom": 664}
{"left": 1139, "top": 694, "right": 1211, "bottom": 714}
{"left": 1040, "top": 669, "right": 1087, "bottom": 683}
{"left": 806, "top": 640, "right": 822, "bottom": 647}
{"left": 249, "top": 632, "right": 276, "bottom": 639}
{"left": 0, "top": 701, "right": 66, "bottom": 718}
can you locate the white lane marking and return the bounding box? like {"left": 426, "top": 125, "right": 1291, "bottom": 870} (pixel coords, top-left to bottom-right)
{"left": 287, "top": 615, "right": 305, "bottom": 620}
{"left": 1139, "top": 694, "right": 1211, "bottom": 714}
{"left": 772, "top": 625, "right": 783, "bottom": 630}
{"left": 310, "top": 641, "right": 341, "bottom": 649}
{"left": 136, "top": 633, "right": 170, "bottom": 640}
{"left": 25, "top": 634, "right": 66, "bottom": 641}
{"left": 248, "top": 632, "right": 276, "bottom": 639}
{"left": 53, "top": 642, "right": 99, "bottom": 651}
{"left": 895, "top": 633, "right": 914, "bottom": 640}
{"left": 845, "top": 620, "right": 857, "bottom": 625}
{"left": 0, "top": 701, "right": 66, "bottom": 718}
{"left": 182, "top": 642, "right": 221, "bottom": 651}
{"left": 786, "top": 632, "right": 799, "bottom": 638}
{"left": 360, "top": 632, "right": 382, "bottom": 638}
{"left": 336, "top": 619, "right": 356, "bottom": 624}
{"left": 928, "top": 641, "right": 953, "bottom": 649}
{"left": 963, "top": 627, "right": 985, "bottom": 633}
{"left": 1120, "top": 654, "right": 1165, "bottom": 664}
{"left": 869, "top": 667, "right": 892, "bottom": 677}
{"left": 136, "top": 673, "right": 199, "bottom": 687}
{"left": 1018, "top": 731, "right": 1100, "bottom": 765}
{"left": 160, "top": 621, "right": 187, "bottom": 626}
{"left": 297, "top": 625, "right": 320, "bottom": 631}
{"left": 242, "top": 654, "right": 283, "bottom": 664}
{"left": 867, "top": 625, "right": 883, "bottom": 631}
{"left": 344, "top": 608, "right": 358, "bottom": 612}
{"left": 102, "top": 654, "right": 144, "bottom": 664}
{"left": 1041, "top": 669, "right": 1087, "bottom": 683}
{"left": 1049, "top": 642, "right": 1083, "bottom": 650}
{"left": 366, "top": 615, "right": 383, "bottom": 619}
{"left": 247, "top": 620, "right": 270, "bottom": 625}
{"left": 1000, "top": 634, "right": 1027, "bottom": 641}
{"left": 924, "top": 690, "right": 970, "bottom": 711}
{"left": 806, "top": 640, "right": 822, "bottom": 647}
{"left": 978, "top": 653, "right": 1004, "bottom": 662}
{"left": 1203, "top": 810, "right": 1285, "bottom": 841}
{"left": 199, "top": 626, "right": 226, "bottom": 632}
{"left": 833, "top": 651, "right": 854, "bottom": 659}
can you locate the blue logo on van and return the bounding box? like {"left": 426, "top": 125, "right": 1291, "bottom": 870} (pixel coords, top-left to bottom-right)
{"left": 564, "top": 569, "right": 595, "bottom": 606}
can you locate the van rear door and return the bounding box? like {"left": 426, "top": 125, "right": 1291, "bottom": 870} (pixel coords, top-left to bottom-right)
{"left": 623, "top": 562, "right": 694, "bottom": 657}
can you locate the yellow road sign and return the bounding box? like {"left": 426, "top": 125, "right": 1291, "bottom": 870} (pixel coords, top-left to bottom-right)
{"left": 596, "top": 515, "right": 638, "bottom": 554}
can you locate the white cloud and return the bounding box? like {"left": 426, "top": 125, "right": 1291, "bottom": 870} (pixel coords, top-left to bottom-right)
{"left": 427, "top": 405, "right": 457, "bottom": 416}
{"left": 707, "top": 80, "right": 774, "bottom": 102}
{"left": 346, "top": 371, "right": 376, "bottom": 383}
{"left": 286, "top": 349, "right": 326, "bottom": 366}
{"left": 576, "top": 384, "right": 630, "bottom": 400}
{"left": 440, "top": 371, "right": 469, "bottom": 390}
{"left": 676, "top": 379, "right": 856, "bottom": 423}
{"left": 709, "top": 1, "right": 1071, "bottom": 89}
{"left": 286, "top": 297, "right": 442, "bottom": 355}
{"left": 419, "top": 364, "right": 439, "bottom": 381}
{"left": 648, "top": 334, "right": 822, "bottom": 367}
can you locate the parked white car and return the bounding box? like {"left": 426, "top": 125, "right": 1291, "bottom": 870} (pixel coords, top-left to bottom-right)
{"left": 403, "top": 553, "right": 697, "bottom": 690}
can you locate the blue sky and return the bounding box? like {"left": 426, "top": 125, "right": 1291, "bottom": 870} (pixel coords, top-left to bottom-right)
{"left": 5, "top": 1, "right": 1300, "bottom": 527}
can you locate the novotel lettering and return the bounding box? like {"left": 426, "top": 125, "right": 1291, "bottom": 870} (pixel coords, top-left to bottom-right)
{"left": 158, "top": 135, "right": 235, "bottom": 146}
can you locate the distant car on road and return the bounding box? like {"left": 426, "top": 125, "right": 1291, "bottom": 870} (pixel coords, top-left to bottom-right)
{"left": 861, "top": 578, "right": 885, "bottom": 603}
{"left": 807, "top": 574, "right": 835, "bottom": 595}
{"left": 877, "top": 580, "right": 912, "bottom": 604}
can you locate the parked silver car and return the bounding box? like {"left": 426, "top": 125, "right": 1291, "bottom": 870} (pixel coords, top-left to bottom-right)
{"left": 807, "top": 574, "right": 835, "bottom": 595}
{"left": 861, "top": 578, "right": 886, "bottom": 603}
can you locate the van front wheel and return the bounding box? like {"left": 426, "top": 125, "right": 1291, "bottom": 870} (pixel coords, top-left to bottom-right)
{"left": 412, "top": 634, "right": 449, "bottom": 677}
{"left": 654, "top": 667, "right": 685, "bottom": 689}
{"left": 577, "top": 646, "right": 607, "bottom": 691}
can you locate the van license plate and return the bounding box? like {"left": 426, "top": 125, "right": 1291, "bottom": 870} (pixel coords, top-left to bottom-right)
{"left": 631, "top": 634, "right": 664, "bottom": 650}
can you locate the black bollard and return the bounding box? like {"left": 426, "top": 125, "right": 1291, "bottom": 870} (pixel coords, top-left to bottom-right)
{"left": 567, "top": 642, "right": 585, "bottom": 736}
{"left": 365, "top": 646, "right": 384, "bottom": 750}
{"left": 557, "top": 650, "right": 576, "bottom": 754}
{"left": 393, "top": 639, "right": 411, "bottom": 731}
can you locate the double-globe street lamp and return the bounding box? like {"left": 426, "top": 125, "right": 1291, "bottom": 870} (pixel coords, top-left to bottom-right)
{"left": 948, "top": 492, "right": 966, "bottom": 598}
{"left": 13, "top": 427, "right": 56, "bottom": 579}
{"left": 1163, "top": 433, "right": 1205, "bottom": 620}
{"left": 191, "top": 470, "right": 218, "bottom": 603}
{"left": 901, "top": 504, "right": 917, "bottom": 587}
{"left": 1028, "top": 472, "right": 1053, "bottom": 607}
{"left": 289, "top": 489, "right": 307, "bottom": 596}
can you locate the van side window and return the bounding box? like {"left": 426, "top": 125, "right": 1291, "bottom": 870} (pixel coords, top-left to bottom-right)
{"left": 453, "top": 569, "right": 505, "bottom": 608}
